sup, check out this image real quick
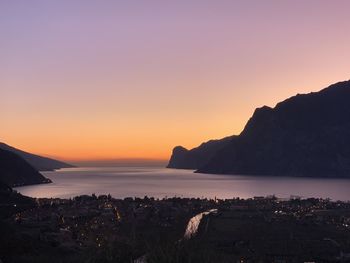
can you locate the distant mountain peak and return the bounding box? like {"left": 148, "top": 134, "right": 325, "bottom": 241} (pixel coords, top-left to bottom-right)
{"left": 0, "top": 143, "right": 74, "bottom": 171}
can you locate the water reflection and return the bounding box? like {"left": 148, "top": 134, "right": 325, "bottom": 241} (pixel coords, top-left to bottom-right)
{"left": 15, "top": 167, "right": 350, "bottom": 201}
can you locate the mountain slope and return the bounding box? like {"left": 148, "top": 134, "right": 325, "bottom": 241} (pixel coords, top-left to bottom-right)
{"left": 0, "top": 181, "right": 36, "bottom": 219}
{"left": 0, "top": 143, "right": 74, "bottom": 171}
{"left": 197, "top": 80, "right": 350, "bottom": 177}
{"left": 0, "top": 149, "right": 51, "bottom": 187}
{"left": 167, "top": 136, "right": 235, "bottom": 169}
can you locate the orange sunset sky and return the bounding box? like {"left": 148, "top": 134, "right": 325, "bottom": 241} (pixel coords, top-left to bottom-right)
{"left": 1, "top": 1, "right": 350, "bottom": 162}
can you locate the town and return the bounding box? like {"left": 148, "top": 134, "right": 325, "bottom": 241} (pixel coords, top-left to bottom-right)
{"left": 1, "top": 185, "right": 350, "bottom": 262}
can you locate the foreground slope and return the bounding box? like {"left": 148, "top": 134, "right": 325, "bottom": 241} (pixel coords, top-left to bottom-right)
{"left": 0, "top": 142, "right": 74, "bottom": 171}
{"left": 0, "top": 149, "right": 51, "bottom": 187}
{"left": 197, "top": 80, "right": 350, "bottom": 177}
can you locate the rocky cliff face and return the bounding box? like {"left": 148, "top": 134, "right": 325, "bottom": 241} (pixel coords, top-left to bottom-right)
{"left": 167, "top": 136, "right": 235, "bottom": 169}
{"left": 0, "top": 149, "right": 52, "bottom": 187}
{"left": 169, "top": 80, "right": 350, "bottom": 177}
{"left": 197, "top": 80, "right": 350, "bottom": 177}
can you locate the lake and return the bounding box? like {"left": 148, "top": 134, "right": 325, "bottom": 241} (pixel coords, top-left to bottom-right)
{"left": 15, "top": 167, "right": 350, "bottom": 201}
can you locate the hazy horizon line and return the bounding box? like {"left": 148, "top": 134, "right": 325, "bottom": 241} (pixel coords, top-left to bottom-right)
{"left": 68, "top": 158, "right": 168, "bottom": 167}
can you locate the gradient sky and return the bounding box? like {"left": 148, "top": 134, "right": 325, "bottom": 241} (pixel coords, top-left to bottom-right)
{"left": 1, "top": 0, "right": 350, "bottom": 161}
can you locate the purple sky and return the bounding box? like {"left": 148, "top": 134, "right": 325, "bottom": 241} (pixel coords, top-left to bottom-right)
{"left": 1, "top": 0, "right": 350, "bottom": 160}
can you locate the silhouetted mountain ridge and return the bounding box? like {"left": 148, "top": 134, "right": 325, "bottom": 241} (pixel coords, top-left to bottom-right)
{"left": 169, "top": 80, "right": 350, "bottom": 177}
{"left": 167, "top": 136, "right": 235, "bottom": 169}
{"left": 0, "top": 149, "right": 51, "bottom": 187}
{"left": 0, "top": 143, "right": 74, "bottom": 171}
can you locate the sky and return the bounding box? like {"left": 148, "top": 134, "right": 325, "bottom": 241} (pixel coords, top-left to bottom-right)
{"left": 1, "top": 0, "right": 350, "bottom": 162}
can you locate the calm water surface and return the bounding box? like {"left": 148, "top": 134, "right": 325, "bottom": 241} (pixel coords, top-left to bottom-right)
{"left": 15, "top": 167, "right": 350, "bottom": 201}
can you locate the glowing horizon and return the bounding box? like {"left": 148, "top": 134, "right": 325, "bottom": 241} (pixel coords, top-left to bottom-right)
{"left": 2, "top": 1, "right": 350, "bottom": 161}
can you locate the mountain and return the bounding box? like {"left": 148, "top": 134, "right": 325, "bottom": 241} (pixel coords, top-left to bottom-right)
{"left": 196, "top": 80, "right": 350, "bottom": 177}
{"left": 168, "top": 80, "right": 350, "bottom": 177}
{"left": 0, "top": 149, "right": 52, "bottom": 187}
{"left": 0, "top": 143, "right": 74, "bottom": 171}
{"left": 167, "top": 136, "right": 235, "bottom": 169}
